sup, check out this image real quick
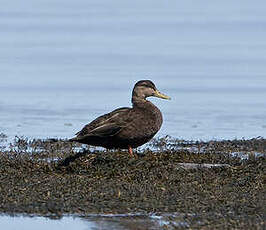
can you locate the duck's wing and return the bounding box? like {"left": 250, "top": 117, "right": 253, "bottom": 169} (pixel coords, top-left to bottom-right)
{"left": 73, "top": 107, "right": 132, "bottom": 139}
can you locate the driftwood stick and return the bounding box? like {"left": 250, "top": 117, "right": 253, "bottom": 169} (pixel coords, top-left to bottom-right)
{"left": 176, "top": 163, "right": 231, "bottom": 170}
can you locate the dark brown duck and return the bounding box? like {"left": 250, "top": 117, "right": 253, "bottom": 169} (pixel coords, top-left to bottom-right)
{"left": 69, "top": 80, "right": 170, "bottom": 156}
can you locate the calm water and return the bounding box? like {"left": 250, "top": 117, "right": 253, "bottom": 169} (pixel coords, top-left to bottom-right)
{"left": 0, "top": 213, "right": 189, "bottom": 230}
{"left": 1, "top": 0, "right": 266, "bottom": 141}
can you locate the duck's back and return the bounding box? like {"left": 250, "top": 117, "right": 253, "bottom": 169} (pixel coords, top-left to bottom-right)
{"left": 71, "top": 100, "right": 163, "bottom": 149}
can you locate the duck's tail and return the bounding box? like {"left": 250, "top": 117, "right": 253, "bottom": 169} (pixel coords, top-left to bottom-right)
{"left": 68, "top": 137, "right": 80, "bottom": 142}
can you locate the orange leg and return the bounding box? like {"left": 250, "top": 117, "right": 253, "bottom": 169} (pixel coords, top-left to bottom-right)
{"left": 128, "top": 145, "right": 134, "bottom": 157}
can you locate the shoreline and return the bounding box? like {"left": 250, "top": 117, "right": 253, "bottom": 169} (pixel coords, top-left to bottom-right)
{"left": 0, "top": 137, "right": 265, "bottom": 229}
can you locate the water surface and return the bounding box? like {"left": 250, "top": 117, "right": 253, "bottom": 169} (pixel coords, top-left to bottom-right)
{"left": 1, "top": 0, "right": 266, "bottom": 141}
{"left": 0, "top": 213, "right": 189, "bottom": 230}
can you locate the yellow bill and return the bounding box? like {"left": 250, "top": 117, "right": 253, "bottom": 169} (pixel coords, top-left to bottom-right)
{"left": 154, "top": 90, "right": 171, "bottom": 100}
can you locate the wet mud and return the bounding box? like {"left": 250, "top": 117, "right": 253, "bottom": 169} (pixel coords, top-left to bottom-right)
{"left": 0, "top": 135, "right": 265, "bottom": 229}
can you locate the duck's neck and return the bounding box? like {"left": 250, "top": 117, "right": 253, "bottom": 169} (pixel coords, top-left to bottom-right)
{"left": 132, "top": 97, "right": 155, "bottom": 110}
{"left": 132, "top": 96, "right": 145, "bottom": 104}
{"left": 131, "top": 95, "right": 147, "bottom": 104}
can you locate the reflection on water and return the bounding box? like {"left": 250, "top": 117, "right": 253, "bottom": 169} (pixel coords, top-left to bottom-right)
{"left": 0, "top": 215, "right": 93, "bottom": 230}
{"left": 0, "top": 213, "right": 192, "bottom": 230}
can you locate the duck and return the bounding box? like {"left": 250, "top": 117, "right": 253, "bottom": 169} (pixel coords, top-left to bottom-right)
{"left": 69, "top": 80, "right": 170, "bottom": 157}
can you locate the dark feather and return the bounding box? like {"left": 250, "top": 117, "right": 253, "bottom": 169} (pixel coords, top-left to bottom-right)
{"left": 69, "top": 80, "right": 168, "bottom": 150}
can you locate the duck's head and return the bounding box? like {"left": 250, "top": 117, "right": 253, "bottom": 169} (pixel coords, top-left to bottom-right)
{"left": 132, "top": 80, "right": 171, "bottom": 102}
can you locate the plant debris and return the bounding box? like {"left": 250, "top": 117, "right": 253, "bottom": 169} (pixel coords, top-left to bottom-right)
{"left": 0, "top": 136, "right": 265, "bottom": 229}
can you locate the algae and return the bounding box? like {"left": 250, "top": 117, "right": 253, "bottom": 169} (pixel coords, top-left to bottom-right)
{"left": 0, "top": 136, "right": 265, "bottom": 229}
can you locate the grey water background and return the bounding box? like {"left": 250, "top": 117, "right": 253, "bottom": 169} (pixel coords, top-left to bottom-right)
{"left": 0, "top": 0, "right": 266, "bottom": 229}
{"left": 0, "top": 0, "right": 266, "bottom": 142}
